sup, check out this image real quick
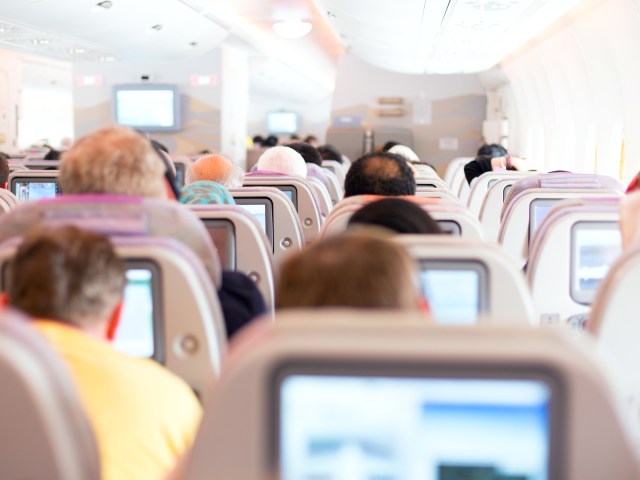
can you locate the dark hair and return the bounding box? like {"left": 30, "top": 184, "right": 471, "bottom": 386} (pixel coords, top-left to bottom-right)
{"left": 317, "top": 144, "right": 343, "bottom": 164}
{"left": 477, "top": 143, "right": 507, "bottom": 158}
{"left": 263, "top": 135, "right": 278, "bottom": 147}
{"left": 344, "top": 152, "right": 416, "bottom": 198}
{"left": 150, "top": 139, "right": 169, "bottom": 154}
{"left": 287, "top": 142, "right": 323, "bottom": 166}
{"left": 304, "top": 135, "right": 318, "bottom": 144}
{"left": 348, "top": 198, "right": 442, "bottom": 234}
{"left": 0, "top": 152, "right": 9, "bottom": 186}
{"left": 382, "top": 141, "right": 400, "bottom": 151}
{"left": 9, "top": 226, "right": 125, "bottom": 327}
{"left": 44, "top": 148, "right": 62, "bottom": 160}
{"left": 252, "top": 135, "right": 264, "bottom": 146}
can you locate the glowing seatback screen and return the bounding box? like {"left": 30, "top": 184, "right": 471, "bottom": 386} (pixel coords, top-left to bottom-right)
{"left": 279, "top": 375, "right": 553, "bottom": 480}
{"left": 570, "top": 222, "right": 622, "bottom": 304}
{"left": 529, "top": 199, "right": 561, "bottom": 241}
{"left": 233, "top": 197, "right": 275, "bottom": 252}
{"left": 420, "top": 260, "right": 488, "bottom": 325}
{"left": 112, "top": 265, "right": 162, "bottom": 362}
{"left": 13, "top": 180, "right": 59, "bottom": 202}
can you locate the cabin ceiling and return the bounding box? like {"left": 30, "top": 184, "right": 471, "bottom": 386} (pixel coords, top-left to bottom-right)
{"left": 312, "top": 0, "right": 586, "bottom": 74}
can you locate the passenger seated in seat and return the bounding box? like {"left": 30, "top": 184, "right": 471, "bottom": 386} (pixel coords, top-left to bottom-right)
{"left": 287, "top": 142, "right": 332, "bottom": 190}
{"left": 59, "top": 125, "right": 266, "bottom": 340}
{"left": 348, "top": 198, "right": 443, "bottom": 235}
{"left": 344, "top": 151, "right": 416, "bottom": 198}
{"left": 185, "top": 153, "right": 244, "bottom": 189}
{"left": 7, "top": 225, "right": 202, "bottom": 480}
{"left": 179, "top": 181, "right": 236, "bottom": 206}
{"left": 276, "top": 230, "right": 428, "bottom": 312}
{"left": 464, "top": 143, "right": 532, "bottom": 185}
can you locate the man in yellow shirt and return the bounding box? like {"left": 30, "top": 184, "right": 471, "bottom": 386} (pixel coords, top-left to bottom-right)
{"left": 7, "top": 225, "right": 202, "bottom": 480}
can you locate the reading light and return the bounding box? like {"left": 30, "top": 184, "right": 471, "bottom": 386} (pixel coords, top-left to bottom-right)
{"left": 272, "top": 19, "right": 312, "bottom": 39}
{"left": 99, "top": 55, "right": 115, "bottom": 62}
{"left": 69, "top": 47, "right": 85, "bottom": 54}
{"left": 96, "top": 1, "right": 113, "bottom": 9}
{"left": 32, "top": 39, "right": 50, "bottom": 45}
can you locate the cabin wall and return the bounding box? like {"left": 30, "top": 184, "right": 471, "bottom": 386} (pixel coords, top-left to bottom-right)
{"left": 72, "top": 50, "right": 222, "bottom": 155}
{"left": 0, "top": 49, "right": 22, "bottom": 154}
{"left": 493, "top": 0, "right": 640, "bottom": 182}
{"left": 331, "top": 53, "right": 487, "bottom": 172}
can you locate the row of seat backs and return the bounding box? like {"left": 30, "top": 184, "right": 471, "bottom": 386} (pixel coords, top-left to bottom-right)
{"left": 185, "top": 313, "right": 640, "bottom": 479}
{"left": 444, "top": 156, "right": 473, "bottom": 189}
{"left": 479, "top": 177, "right": 530, "bottom": 241}
{"left": 0, "top": 311, "right": 101, "bottom": 480}
{"left": 526, "top": 199, "right": 621, "bottom": 327}
{"left": 498, "top": 189, "right": 624, "bottom": 267}
{"left": 322, "top": 195, "right": 485, "bottom": 241}
{"left": 467, "top": 170, "right": 534, "bottom": 218}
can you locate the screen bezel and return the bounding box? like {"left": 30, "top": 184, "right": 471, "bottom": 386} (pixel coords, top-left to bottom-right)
{"left": 529, "top": 198, "right": 561, "bottom": 243}
{"left": 174, "top": 163, "right": 185, "bottom": 187}
{"left": 269, "top": 361, "right": 565, "bottom": 480}
{"left": 233, "top": 197, "right": 275, "bottom": 253}
{"left": 11, "top": 177, "right": 60, "bottom": 201}
{"left": 503, "top": 184, "right": 513, "bottom": 202}
{"left": 569, "top": 221, "right": 621, "bottom": 306}
{"left": 436, "top": 220, "right": 462, "bottom": 236}
{"left": 201, "top": 218, "right": 236, "bottom": 270}
{"left": 419, "top": 259, "right": 489, "bottom": 324}
{"left": 112, "top": 84, "right": 182, "bottom": 133}
{"left": 117, "top": 259, "right": 165, "bottom": 364}
{"left": 276, "top": 186, "right": 298, "bottom": 211}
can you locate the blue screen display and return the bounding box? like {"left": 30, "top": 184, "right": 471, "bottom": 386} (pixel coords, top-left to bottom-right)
{"left": 280, "top": 376, "right": 551, "bottom": 480}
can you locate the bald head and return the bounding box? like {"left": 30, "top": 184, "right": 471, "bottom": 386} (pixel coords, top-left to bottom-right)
{"left": 186, "top": 154, "right": 244, "bottom": 188}
{"left": 344, "top": 152, "right": 416, "bottom": 197}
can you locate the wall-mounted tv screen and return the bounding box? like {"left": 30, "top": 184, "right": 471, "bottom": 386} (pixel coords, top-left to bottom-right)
{"left": 570, "top": 221, "right": 622, "bottom": 305}
{"left": 267, "top": 112, "right": 298, "bottom": 135}
{"left": 113, "top": 84, "right": 181, "bottom": 132}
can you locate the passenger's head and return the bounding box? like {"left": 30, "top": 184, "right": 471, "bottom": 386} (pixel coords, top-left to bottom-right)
{"left": 276, "top": 231, "right": 423, "bottom": 310}
{"left": 256, "top": 146, "right": 307, "bottom": 178}
{"left": 287, "top": 142, "right": 323, "bottom": 166}
{"left": 8, "top": 226, "right": 125, "bottom": 334}
{"left": 263, "top": 135, "right": 278, "bottom": 147}
{"left": 60, "top": 126, "right": 166, "bottom": 199}
{"left": 344, "top": 152, "right": 416, "bottom": 198}
{"left": 179, "top": 180, "right": 236, "bottom": 206}
{"left": 318, "top": 144, "right": 343, "bottom": 164}
{"left": 0, "top": 151, "right": 9, "bottom": 188}
{"left": 348, "top": 198, "right": 443, "bottom": 234}
{"left": 304, "top": 135, "right": 319, "bottom": 147}
{"left": 477, "top": 143, "right": 508, "bottom": 158}
{"left": 186, "top": 154, "right": 244, "bottom": 188}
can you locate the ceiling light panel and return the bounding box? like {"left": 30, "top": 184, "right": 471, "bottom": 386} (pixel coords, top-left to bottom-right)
{"left": 313, "top": 0, "right": 586, "bottom": 74}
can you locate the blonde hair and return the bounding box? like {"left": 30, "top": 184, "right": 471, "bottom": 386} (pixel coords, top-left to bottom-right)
{"left": 276, "top": 230, "right": 422, "bottom": 310}
{"left": 60, "top": 126, "right": 166, "bottom": 199}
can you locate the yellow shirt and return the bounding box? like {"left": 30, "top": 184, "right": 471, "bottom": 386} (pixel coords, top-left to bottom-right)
{"left": 33, "top": 320, "right": 202, "bottom": 480}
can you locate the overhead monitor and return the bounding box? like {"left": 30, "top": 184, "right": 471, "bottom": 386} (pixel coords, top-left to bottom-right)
{"left": 113, "top": 84, "right": 181, "bottom": 132}
{"left": 275, "top": 366, "right": 560, "bottom": 480}
{"left": 201, "top": 218, "right": 236, "bottom": 270}
{"left": 267, "top": 111, "right": 298, "bottom": 135}
{"left": 436, "top": 220, "right": 462, "bottom": 236}
{"left": 570, "top": 221, "right": 622, "bottom": 305}
{"left": 419, "top": 260, "right": 488, "bottom": 325}
{"left": 529, "top": 198, "right": 561, "bottom": 242}
{"left": 112, "top": 262, "right": 163, "bottom": 363}
{"left": 233, "top": 197, "right": 275, "bottom": 252}
{"left": 11, "top": 177, "right": 60, "bottom": 202}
